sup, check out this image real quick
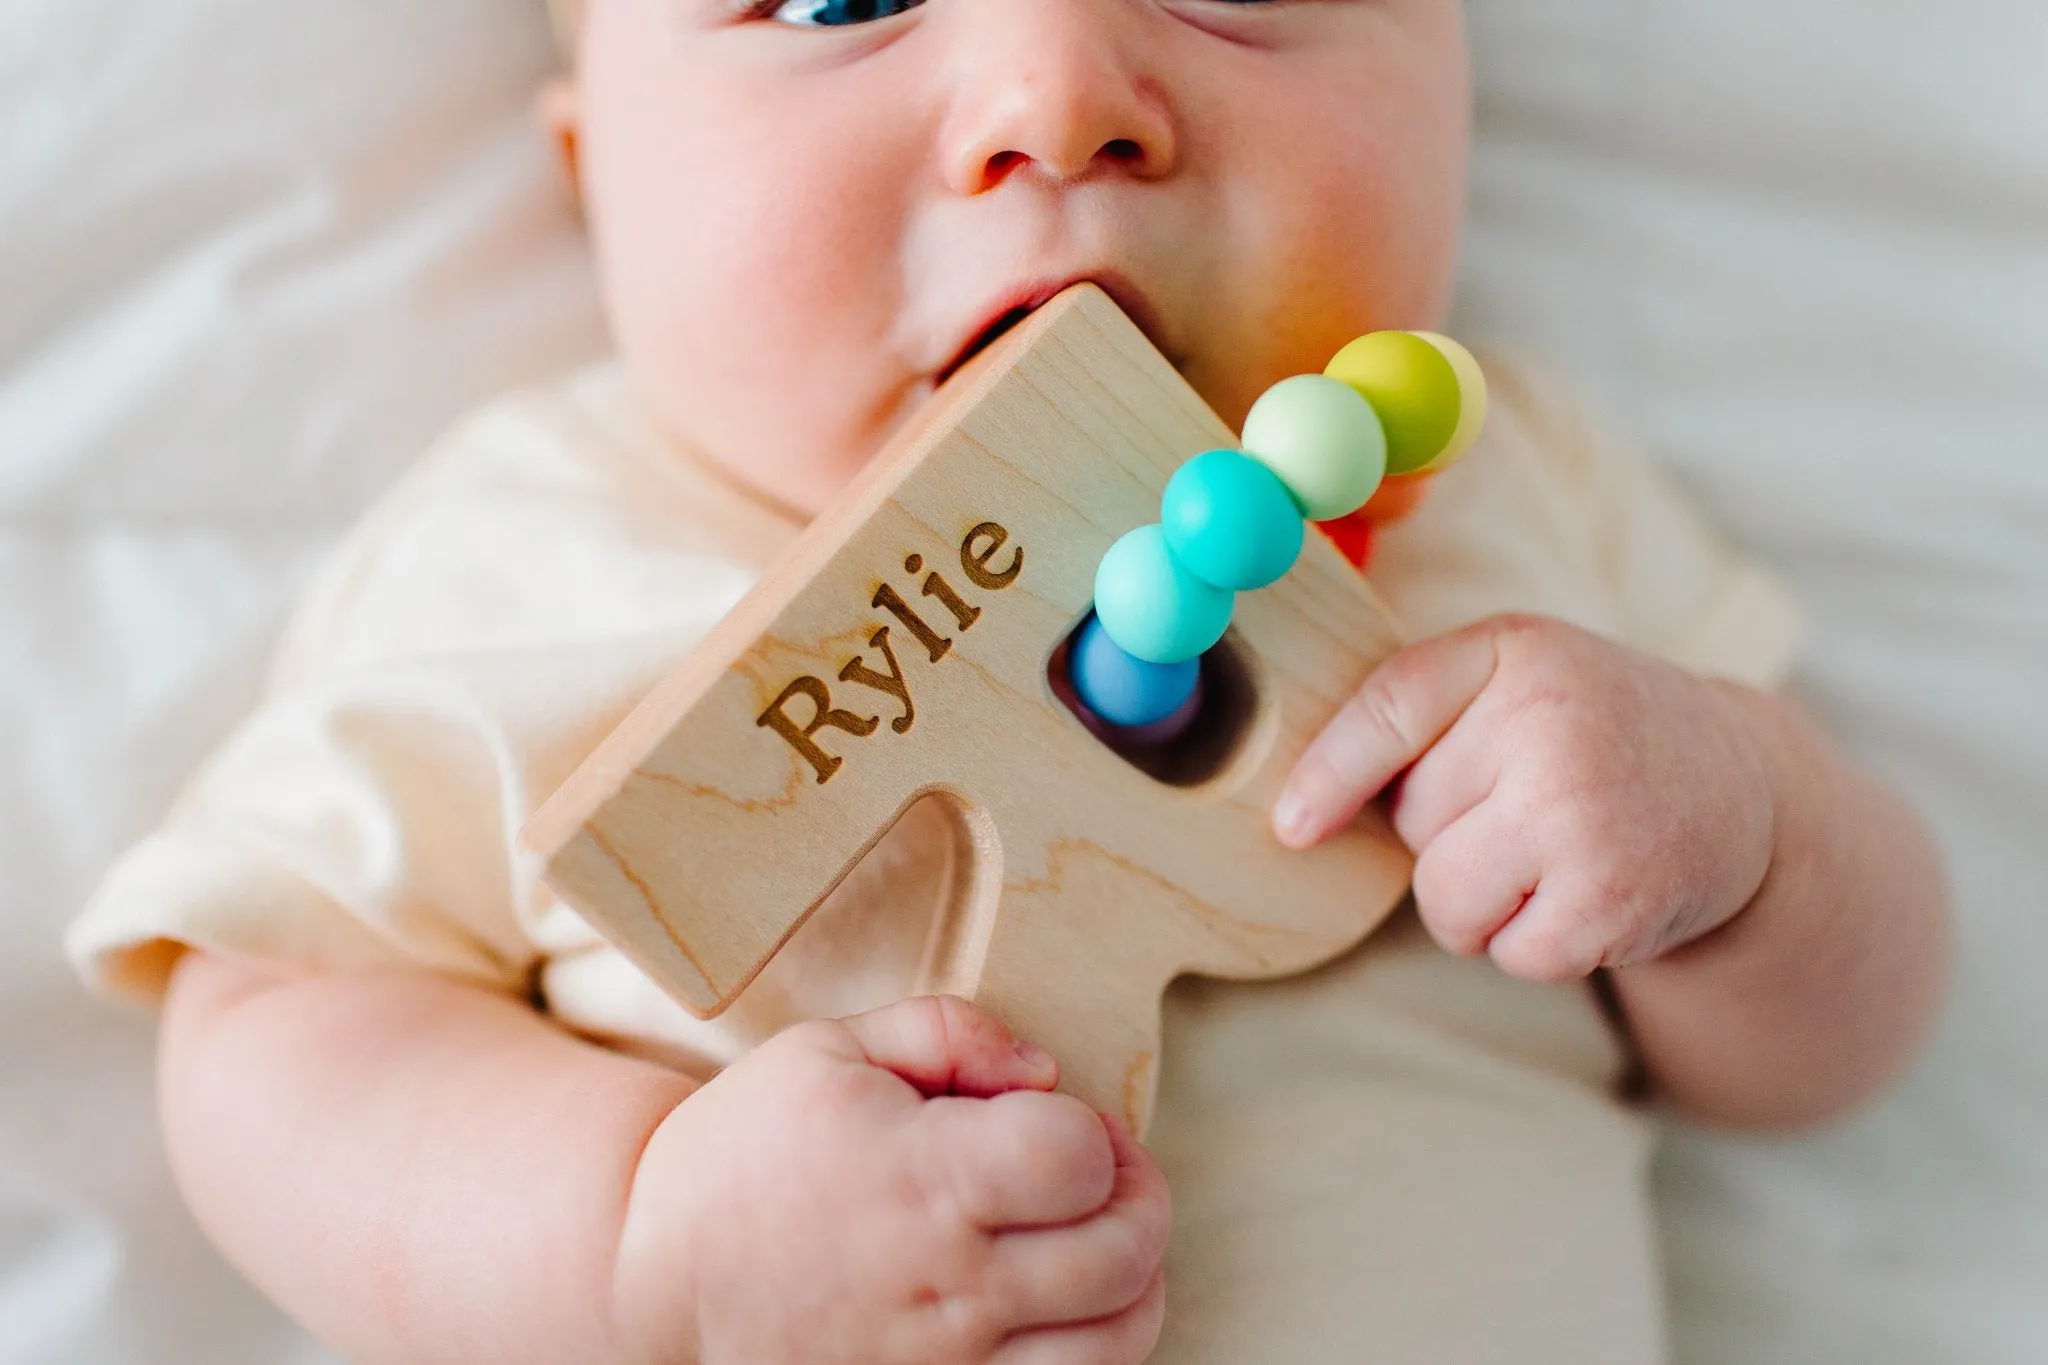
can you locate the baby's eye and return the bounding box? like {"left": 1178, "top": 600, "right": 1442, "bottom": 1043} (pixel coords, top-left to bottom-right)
{"left": 770, "top": 0, "right": 925, "bottom": 26}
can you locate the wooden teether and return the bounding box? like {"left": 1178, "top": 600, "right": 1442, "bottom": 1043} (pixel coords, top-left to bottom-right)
{"left": 520, "top": 284, "right": 1417, "bottom": 1135}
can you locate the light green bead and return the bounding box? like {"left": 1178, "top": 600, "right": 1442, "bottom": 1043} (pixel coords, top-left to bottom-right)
{"left": 1239, "top": 374, "right": 1388, "bottom": 521}
{"left": 1324, "top": 331, "right": 1463, "bottom": 475}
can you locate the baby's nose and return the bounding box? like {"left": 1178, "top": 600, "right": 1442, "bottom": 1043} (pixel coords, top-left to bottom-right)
{"left": 938, "top": 0, "right": 1177, "bottom": 193}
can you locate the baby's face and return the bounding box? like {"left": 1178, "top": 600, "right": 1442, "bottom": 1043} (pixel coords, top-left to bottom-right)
{"left": 569, "top": 0, "right": 1469, "bottom": 517}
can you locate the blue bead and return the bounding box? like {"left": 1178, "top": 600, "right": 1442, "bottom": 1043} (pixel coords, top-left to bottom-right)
{"left": 1115, "top": 672, "right": 1205, "bottom": 745}
{"left": 1068, "top": 615, "right": 1201, "bottom": 728}
{"left": 1161, "top": 448, "right": 1306, "bottom": 591}
{"left": 1093, "top": 524, "right": 1235, "bottom": 664}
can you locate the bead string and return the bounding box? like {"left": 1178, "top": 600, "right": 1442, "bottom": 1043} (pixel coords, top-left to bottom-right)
{"left": 1068, "top": 331, "right": 1487, "bottom": 736}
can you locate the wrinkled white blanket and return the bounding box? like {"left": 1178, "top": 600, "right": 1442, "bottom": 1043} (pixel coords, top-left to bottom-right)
{"left": 5, "top": 1, "right": 2044, "bottom": 1360}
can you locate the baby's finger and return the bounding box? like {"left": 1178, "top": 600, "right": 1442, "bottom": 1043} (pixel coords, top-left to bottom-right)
{"left": 990, "top": 1267, "right": 1167, "bottom": 1365}
{"left": 1384, "top": 699, "right": 1505, "bottom": 853}
{"left": 835, "top": 995, "right": 1059, "bottom": 1098}
{"left": 1410, "top": 806, "right": 1543, "bottom": 957}
{"left": 1481, "top": 876, "right": 1618, "bottom": 984}
{"left": 920, "top": 1090, "right": 1118, "bottom": 1228}
{"left": 987, "top": 1115, "right": 1172, "bottom": 1328}
{"left": 1273, "top": 619, "right": 1505, "bottom": 849}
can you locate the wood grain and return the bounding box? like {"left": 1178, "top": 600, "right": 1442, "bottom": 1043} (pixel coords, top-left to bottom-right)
{"left": 521, "top": 284, "right": 1414, "bottom": 1134}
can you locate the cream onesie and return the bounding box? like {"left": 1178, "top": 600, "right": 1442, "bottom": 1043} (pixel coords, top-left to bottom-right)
{"left": 72, "top": 354, "right": 1798, "bottom": 1364}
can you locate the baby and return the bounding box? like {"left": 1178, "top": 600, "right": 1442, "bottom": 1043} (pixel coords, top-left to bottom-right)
{"left": 73, "top": 0, "right": 1950, "bottom": 1361}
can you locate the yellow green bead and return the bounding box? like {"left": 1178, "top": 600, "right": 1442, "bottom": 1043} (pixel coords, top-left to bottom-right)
{"left": 1239, "top": 374, "right": 1387, "bottom": 522}
{"left": 1324, "top": 331, "right": 1462, "bottom": 475}
{"left": 1409, "top": 331, "right": 1488, "bottom": 471}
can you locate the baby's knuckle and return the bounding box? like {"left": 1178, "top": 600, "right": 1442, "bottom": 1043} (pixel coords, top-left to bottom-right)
{"left": 1488, "top": 611, "right": 1557, "bottom": 646}
{"left": 757, "top": 1022, "right": 866, "bottom": 1096}
{"left": 922, "top": 1286, "right": 1003, "bottom": 1359}
{"left": 895, "top": 994, "right": 963, "bottom": 1056}
{"left": 1535, "top": 792, "right": 1617, "bottom": 862}
{"left": 1578, "top": 862, "right": 1648, "bottom": 930}
{"left": 1019, "top": 1094, "right": 1115, "bottom": 1183}
{"left": 1098, "top": 1232, "right": 1164, "bottom": 1312}
{"left": 1411, "top": 881, "right": 1490, "bottom": 956}
{"left": 1120, "top": 1197, "right": 1174, "bottom": 1285}
{"left": 1498, "top": 912, "right": 1604, "bottom": 983}
{"left": 765, "top": 1016, "right": 842, "bottom": 1060}
{"left": 1350, "top": 671, "right": 1426, "bottom": 751}
{"left": 1558, "top": 882, "right": 1624, "bottom": 941}
{"left": 1487, "top": 613, "right": 1579, "bottom": 673}
{"left": 1497, "top": 936, "right": 1591, "bottom": 985}
{"left": 930, "top": 992, "right": 1002, "bottom": 1045}
{"left": 905, "top": 1224, "right": 1000, "bottom": 1331}
{"left": 1511, "top": 691, "right": 1605, "bottom": 764}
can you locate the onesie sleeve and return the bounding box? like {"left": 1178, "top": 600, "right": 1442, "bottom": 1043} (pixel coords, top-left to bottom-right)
{"left": 69, "top": 368, "right": 798, "bottom": 1008}
{"left": 1367, "top": 353, "right": 1803, "bottom": 690}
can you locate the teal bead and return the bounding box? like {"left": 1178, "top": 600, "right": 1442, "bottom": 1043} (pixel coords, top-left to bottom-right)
{"left": 1161, "top": 448, "right": 1305, "bottom": 591}
{"left": 1239, "top": 374, "right": 1388, "bottom": 521}
{"left": 1093, "top": 524, "right": 1234, "bottom": 664}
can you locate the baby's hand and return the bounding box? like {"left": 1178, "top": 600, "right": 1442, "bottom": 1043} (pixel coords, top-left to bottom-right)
{"left": 614, "top": 995, "right": 1169, "bottom": 1365}
{"left": 1274, "top": 614, "right": 1776, "bottom": 982}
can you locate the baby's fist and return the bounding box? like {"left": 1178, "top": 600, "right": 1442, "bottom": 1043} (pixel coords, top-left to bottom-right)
{"left": 1276, "top": 614, "right": 1776, "bottom": 982}
{"left": 615, "top": 995, "right": 1169, "bottom": 1365}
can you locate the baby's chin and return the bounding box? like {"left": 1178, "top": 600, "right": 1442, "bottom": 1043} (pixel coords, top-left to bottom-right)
{"left": 746, "top": 386, "right": 960, "bottom": 520}
{"left": 624, "top": 379, "right": 883, "bottom": 525}
{"left": 692, "top": 421, "right": 891, "bottom": 524}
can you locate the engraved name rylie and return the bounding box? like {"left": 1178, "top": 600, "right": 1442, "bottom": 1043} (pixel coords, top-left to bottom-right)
{"left": 757, "top": 520, "right": 1024, "bottom": 785}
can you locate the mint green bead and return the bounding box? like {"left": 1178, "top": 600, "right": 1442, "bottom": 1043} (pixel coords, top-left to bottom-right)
{"left": 1093, "top": 524, "right": 1234, "bottom": 665}
{"left": 1161, "top": 449, "right": 1304, "bottom": 591}
{"left": 1240, "top": 374, "right": 1388, "bottom": 521}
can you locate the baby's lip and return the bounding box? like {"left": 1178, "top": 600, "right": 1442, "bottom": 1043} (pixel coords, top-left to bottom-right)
{"left": 936, "top": 270, "right": 1174, "bottom": 385}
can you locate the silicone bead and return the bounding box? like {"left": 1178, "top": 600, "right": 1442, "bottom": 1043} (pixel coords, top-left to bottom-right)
{"left": 1409, "top": 332, "right": 1488, "bottom": 470}
{"left": 1160, "top": 449, "right": 1305, "bottom": 591}
{"left": 1093, "top": 524, "right": 1235, "bottom": 665}
{"left": 1239, "top": 374, "right": 1387, "bottom": 522}
{"left": 1359, "top": 469, "right": 1437, "bottom": 527}
{"left": 1068, "top": 614, "right": 1201, "bottom": 728}
{"left": 1313, "top": 510, "right": 1376, "bottom": 573}
{"left": 1115, "top": 672, "right": 1205, "bottom": 745}
{"left": 1323, "top": 331, "right": 1462, "bottom": 476}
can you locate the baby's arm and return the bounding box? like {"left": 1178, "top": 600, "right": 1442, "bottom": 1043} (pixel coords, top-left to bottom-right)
{"left": 161, "top": 951, "right": 688, "bottom": 1361}
{"left": 1273, "top": 615, "right": 1949, "bottom": 1130}
{"left": 160, "top": 953, "right": 1168, "bottom": 1364}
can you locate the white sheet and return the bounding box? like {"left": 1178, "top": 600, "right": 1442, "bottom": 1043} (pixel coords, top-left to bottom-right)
{"left": 5, "top": 0, "right": 2044, "bottom": 1360}
{"left": 1462, "top": 5, "right": 2048, "bottom": 1361}
{"left": 3, "top": 2, "right": 602, "bottom": 1359}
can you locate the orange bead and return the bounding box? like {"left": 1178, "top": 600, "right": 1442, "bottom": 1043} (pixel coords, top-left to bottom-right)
{"left": 1360, "top": 470, "right": 1437, "bottom": 527}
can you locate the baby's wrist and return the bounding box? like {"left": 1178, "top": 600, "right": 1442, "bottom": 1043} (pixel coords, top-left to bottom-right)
{"left": 1660, "top": 676, "right": 1796, "bottom": 956}
{"left": 1712, "top": 676, "right": 1795, "bottom": 867}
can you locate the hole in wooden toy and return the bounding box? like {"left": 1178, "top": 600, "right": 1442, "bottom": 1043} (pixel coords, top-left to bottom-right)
{"left": 762, "top": 789, "right": 1001, "bottom": 1015}
{"left": 1049, "top": 627, "right": 1263, "bottom": 789}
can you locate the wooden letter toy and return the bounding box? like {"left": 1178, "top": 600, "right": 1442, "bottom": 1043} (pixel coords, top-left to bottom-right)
{"left": 520, "top": 284, "right": 1482, "bottom": 1135}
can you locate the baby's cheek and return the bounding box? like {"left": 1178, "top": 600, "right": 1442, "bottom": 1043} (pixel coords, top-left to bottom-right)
{"left": 581, "top": 54, "right": 920, "bottom": 511}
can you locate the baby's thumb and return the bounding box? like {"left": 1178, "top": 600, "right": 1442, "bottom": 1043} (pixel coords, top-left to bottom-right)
{"left": 837, "top": 995, "right": 1060, "bottom": 1099}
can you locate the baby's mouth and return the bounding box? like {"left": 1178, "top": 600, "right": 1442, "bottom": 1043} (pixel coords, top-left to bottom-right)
{"left": 936, "top": 304, "right": 1037, "bottom": 386}
{"left": 935, "top": 272, "right": 1178, "bottom": 389}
